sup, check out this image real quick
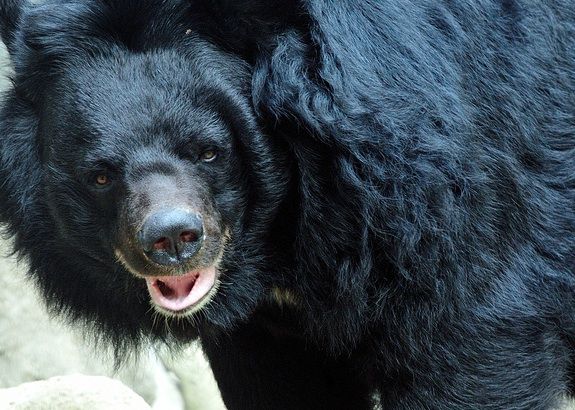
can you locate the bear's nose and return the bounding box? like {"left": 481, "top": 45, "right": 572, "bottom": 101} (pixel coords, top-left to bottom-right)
{"left": 139, "top": 209, "right": 204, "bottom": 266}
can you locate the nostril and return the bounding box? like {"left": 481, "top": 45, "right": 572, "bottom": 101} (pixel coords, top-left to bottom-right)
{"left": 180, "top": 230, "right": 199, "bottom": 243}
{"left": 153, "top": 237, "right": 171, "bottom": 251}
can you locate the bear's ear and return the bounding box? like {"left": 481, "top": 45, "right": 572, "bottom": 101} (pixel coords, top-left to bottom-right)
{"left": 198, "top": 0, "right": 304, "bottom": 56}
{"left": 0, "top": 0, "right": 24, "bottom": 56}
{"left": 1, "top": 1, "right": 113, "bottom": 103}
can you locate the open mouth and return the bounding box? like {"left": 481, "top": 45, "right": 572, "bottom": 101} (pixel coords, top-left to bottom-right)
{"left": 145, "top": 267, "right": 217, "bottom": 313}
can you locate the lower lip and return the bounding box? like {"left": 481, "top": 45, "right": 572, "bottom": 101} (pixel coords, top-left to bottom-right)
{"left": 145, "top": 267, "right": 217, "bottom": 312}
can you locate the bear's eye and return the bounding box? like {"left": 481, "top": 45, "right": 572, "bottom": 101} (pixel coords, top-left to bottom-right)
{"left": 200, "top": 149, "right": 218, "bottom": 163}
{"left": 95, "top": 174, "right": 111, "bottom": 187}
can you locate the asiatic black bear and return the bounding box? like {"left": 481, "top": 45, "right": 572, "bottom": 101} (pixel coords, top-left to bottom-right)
{"left": 0, "top": 0, "right": 574, "bottom": 408}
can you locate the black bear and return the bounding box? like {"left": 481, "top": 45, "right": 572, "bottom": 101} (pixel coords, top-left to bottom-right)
{"left": 0, "top": 0, "right": 574, "bottom": 409}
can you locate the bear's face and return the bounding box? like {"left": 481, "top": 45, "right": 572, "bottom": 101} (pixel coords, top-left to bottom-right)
{"left": 40, "top": 50, "right": 246, "bottom": 316}
{"left": 36, "top": 51, "right": 237, "bottom": 317}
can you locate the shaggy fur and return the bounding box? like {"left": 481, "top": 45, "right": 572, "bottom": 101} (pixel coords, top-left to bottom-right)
{"left": 0, "top": 0, "right": 574, "bottom": 409}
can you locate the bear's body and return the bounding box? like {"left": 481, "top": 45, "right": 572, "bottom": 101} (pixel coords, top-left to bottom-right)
{"left": 0, "top": 0, "right": 574, "bottom": 409}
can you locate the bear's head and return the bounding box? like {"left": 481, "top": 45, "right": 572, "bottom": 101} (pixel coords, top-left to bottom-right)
{"left": 0, "top": 0, "right": 290, "bottom": 346}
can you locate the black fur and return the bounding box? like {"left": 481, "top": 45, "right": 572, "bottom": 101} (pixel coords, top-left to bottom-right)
{"left": 0, "top": 1, "right": 574, "bottom": 409}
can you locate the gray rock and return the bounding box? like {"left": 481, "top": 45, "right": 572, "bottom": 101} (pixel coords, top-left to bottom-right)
{"left": 0, "top": 375, "right": 152, "bottom": 410}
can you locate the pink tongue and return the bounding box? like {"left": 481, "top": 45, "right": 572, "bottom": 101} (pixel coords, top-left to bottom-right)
{"left": 145, "top": 267, "right": 216, "bottom": 312}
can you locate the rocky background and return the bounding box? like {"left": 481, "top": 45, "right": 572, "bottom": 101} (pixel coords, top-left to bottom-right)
{"left": 0, "top": 40, "right": 225, "bottom": 409}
